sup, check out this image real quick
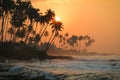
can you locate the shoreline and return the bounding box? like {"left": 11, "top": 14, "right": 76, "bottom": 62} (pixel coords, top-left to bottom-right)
{"left": 0, "top": 63, "right": 66, "bottom": 80}
{"left": 0, "top": 59, "right": 120, "bottom": 80}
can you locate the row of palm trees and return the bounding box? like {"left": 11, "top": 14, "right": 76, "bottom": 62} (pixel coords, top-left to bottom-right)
{"left": 57, "top": 34, "right": 95, "bottom": 53}
{"left": 0, "top": 0, "right": 63, "bottom": 51}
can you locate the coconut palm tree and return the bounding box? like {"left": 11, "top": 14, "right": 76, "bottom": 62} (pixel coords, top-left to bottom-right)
{"left": 10, "top": 1, "right": 28, "bottom": 42}
{"left": 80, "top": 35, "right": 95, "bottom": 53}
{"left": 84, "top": 37, "right": 95, "bottom": 52}
{"left": 0, "top": 0, "right": 16, "bottom": 41}
{"left": 62, "top": 33, "right": 69, "bottom": 49}
{"left": 15, "top": 27, "right": 26, "bottom": 41}
{"left": 78, "top": 35, "right": 83, "bottom": 52}
{"left": 45, "top": 20, "right": 63, "bottom": 51}
{"left": 58, "top": 34, "right": 63, "bottom": 48}
{"left": 39, "top": 9, "right": 55, "bottom": 43}
{"left": 67, "top": 35, "right": 78, "bottom": 49}
{"left": 23, "top": 3, "right": 39, "bottom": 43}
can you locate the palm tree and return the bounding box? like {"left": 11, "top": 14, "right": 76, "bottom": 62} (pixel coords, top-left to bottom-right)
{"left": 10, "top": 1, "right": 28, "bottom": 42}
{"left": 78, "top": 35, "right": 83, "bottom": 52}
{"left": 39, "top": 9, "right": 55, "bottom": 43}
{"left": 67, "top": 35, "right": 78, "bottom": 50}
{"left": 23, "top": 3, "right": 39, "bottom": 43}
{"left": 15, "top": 27, "right": 26, "bottom": 41}
{"left": 24, "top": 24, "right": 33, "bottom": 43}
{"left": 0, "top": 0, "right": 16, "bottom": 41}
{"left": 45, "top": 20, "right": 63, "bottom": 51}
{"left": 84, "top": 37, "right": 95, "bottom": 52}
{"left": 63, "top": 33, "right": 69, "bottom": 49}
{"left": 58, "top": 34, "right": 63, "bottom": 48}
{"left": 80, "top": 35, "right": 95, "bottom": 53}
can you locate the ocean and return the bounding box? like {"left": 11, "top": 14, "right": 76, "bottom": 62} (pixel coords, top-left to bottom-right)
{"left": 9, "top": 54, "right": 120, "bottom": 80}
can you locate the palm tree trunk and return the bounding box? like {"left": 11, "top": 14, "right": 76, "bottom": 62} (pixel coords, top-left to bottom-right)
{"left": 24, "top": 32, "right": 30, "bottom": 43}
{"left": 39, "top": 24, "right": 44, "bottom": 35}
{"left": 38, "top": 24, "right": 48, "bottom": 44}
{"left": 1, "top": 12, "right": 5, "bottom": 42}
{"left": 40, "top": 24, "right": 48, "bottom": 39}
{"left": 4, "top": 13, "right": 9, "bottom": 41}
{"left": 45, "top": 32, "right": 54, "bottom": 51}
{"left": 47, "top": 35, "right": 56, "bottom": 51}
{"left": 79, "top": 41, "right": 81, "bottom": 53}
{"left": 34, "top": 22, "right": 38, "bottom": 33}
{"left": 24, "top": 21, "right": 34, "bottom": 43}
{"left": 13, "top": 28, "right": 17, "bottom": 42}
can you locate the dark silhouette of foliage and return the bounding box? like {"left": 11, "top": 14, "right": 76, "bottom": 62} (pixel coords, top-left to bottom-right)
{"left": 0, "top": 0, "right": 95, "bottom": 60}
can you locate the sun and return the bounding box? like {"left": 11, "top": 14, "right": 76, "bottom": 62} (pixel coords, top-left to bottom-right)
{"left": 55, "top": 16, "right": 60, "bottom": 21}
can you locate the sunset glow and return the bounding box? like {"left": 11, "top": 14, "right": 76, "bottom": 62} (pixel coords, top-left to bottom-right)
{"left": 55, "top": 16, "right": 60, "bottom": 21}
{"left": 0, "top": 1, "right": 120, "bottom": 80}
{"left": 31, "top": 0, "right": 120, "bottom": 54}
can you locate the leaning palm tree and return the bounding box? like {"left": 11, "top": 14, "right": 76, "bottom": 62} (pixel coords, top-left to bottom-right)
{"left": 39, "top": 9, "right": 55, "bottom": 43}
{"left": 24, "top": 4, "right": 40, "bottom": 43}
{"left": 45, "top": 20, "right": 63, "bottom": 51}
{"left": 15, "top": 27, "right": 26, "bottom": 41}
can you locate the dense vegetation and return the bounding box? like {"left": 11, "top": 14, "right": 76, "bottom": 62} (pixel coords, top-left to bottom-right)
{"left": 0, "top": 0, "right": 64, "bottom": 59}
{"left": 0, "top": 0, "right": 95, "bottom": 60}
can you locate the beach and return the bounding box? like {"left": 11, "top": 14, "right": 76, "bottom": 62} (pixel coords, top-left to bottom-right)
{"left": 0, "top": 54, "right": 120, "bottom": 80}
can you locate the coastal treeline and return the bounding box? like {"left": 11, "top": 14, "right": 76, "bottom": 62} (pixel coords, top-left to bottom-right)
{"left": 0, "top": 0, "right": 64, "bottom": 59}
{"left": 57, "top": 34, "right": 95, "bottom": 53}
{"left": 0, "top": 0, "right": 63, "bottom": 51}
{"left": 0, "top": 0, "right": 95, "bottom": 60}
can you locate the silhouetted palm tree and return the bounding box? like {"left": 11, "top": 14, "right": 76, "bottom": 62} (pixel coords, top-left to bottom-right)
{"left": 67, "top": 35, "right": 78, "bottom": 49}
{"left": 39, "top": 9, "right": 55, "bottom": 43}
{"left": 16, "top": 27, "right": 26, "bottom": 41}
{"left": 85, "top": 37, "right": 95, "bottom": 51}
{"left": 78, "top": 35, "right": 83, "bottom": 52}
{"left": 45, "top": 20, "right": 63, "bottom": 51}
{"left": 23, "top": 3, "right": 39, "bottom": 43}
{"left": 10, "top": 0, "right": 33, "bottom": 42}
{"left": 0, "top": 0, "right": 15, "bottom": 41}
{"left": 58, "top": 34, "right": 63, "bottom": 48}
{"left": 63, "top": 33, "right": 69, "bottom": 49}
{"left": 80, "top": 35, "right": 95, "bottom": 53}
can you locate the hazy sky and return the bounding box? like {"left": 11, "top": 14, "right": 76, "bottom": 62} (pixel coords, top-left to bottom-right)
{"left": 31, "top": 0, "right": 120, "bottom": 54}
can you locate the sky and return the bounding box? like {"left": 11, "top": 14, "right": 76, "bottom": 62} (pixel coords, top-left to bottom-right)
{"left": 31, "top": 0, "right": 120, "bottom": 54}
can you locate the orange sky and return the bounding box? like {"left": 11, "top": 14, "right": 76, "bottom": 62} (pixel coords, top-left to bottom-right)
{"left": 31, "top": 0, "right": 120, "bottom": 54}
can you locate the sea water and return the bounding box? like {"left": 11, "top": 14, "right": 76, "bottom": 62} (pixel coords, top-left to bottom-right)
{"left": 25, "top": 55, "right": 120, "bottom": 74}
{"left": 10, "top": 54, "right": 120, "bottom": 80}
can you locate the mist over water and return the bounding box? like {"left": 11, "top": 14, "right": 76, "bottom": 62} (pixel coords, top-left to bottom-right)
{"left": 1, "top": 54, "right": 118, "bottom": 80}
{"left": 12, "top": 54, "right": 120, "bottom": 74}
